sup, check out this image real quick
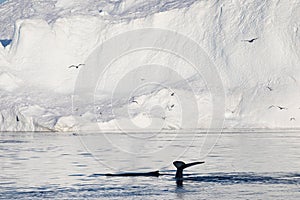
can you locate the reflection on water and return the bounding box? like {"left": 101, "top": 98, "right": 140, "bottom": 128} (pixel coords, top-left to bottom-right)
{"left": 0, "top": 132, "right": 300, "bottom": 199}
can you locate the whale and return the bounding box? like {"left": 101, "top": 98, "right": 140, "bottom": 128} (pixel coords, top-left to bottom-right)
{"left": 105, "top": 170, "right": 160, "bottom": 177}
{"left": 105, "top": 160, "right": 205, "bottom": 185}
{"left": 173, "top": 160, "right": 205, "bottom": 186}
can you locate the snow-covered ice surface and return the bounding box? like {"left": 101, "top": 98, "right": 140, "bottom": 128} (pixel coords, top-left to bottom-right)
{"left": 0, "top": 0, "right": 300, "bottom": 131}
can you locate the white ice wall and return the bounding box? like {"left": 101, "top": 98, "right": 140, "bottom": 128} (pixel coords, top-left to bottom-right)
{"left": 0, "top": 0, "right": 299, "bottom": 131}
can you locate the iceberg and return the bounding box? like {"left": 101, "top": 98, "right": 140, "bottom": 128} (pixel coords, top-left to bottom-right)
{"left": 0, "top": 0, "right": 299, "bottom": 131}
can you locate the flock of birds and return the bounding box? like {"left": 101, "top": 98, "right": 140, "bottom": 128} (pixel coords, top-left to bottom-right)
{"left": 68, "top": 38, "right": 298, "bottom": 124}
{"left": 240, "top": 37, "right": 296, "bottom": 121}
{"left": 265, "top": 86, "right": 297, "bottom": 122}
{"left": 128, "top": 92, "right": 176, "bottom": 121}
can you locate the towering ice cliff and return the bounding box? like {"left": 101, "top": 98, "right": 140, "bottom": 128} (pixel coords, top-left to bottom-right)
{"left": 0, "top": 0, "right": 299, "bottom": 131}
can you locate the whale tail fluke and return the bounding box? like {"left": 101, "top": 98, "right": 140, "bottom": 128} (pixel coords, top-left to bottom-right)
{"left": 173, "top": 160, "right": 205, "bottom": 186}
{"left": 173, "top": 161, "right": 204, "bottom": 170}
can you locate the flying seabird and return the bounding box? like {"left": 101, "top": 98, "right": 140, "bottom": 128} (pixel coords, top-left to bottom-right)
{"left": 242, "top": 37, "right": 258, "bottom": 43}
{"left": 171, "top": 92, "right": 175, "bottom": 96}
{"left": 268, "top": 105, "right": 275, "bottom": 109}
{"left": 266, "top": 86, "right": 273, "bottom": 91}
{"left": 167, "top": 104, "right": 175, "bottom": 111}
{"left": 290, "top": 117, "right": 296, "bottom": 121}
{"left": 268, "top": 105, "right": 288, "bottom": 110}
{"left": 277, "top": 106, "right": 288, "bottom": 110}
{"left": 129, "top": 97, "right": 138, "bottom": 104}
{"left": 68, "top": 63, "right": 85, "bottom": 69}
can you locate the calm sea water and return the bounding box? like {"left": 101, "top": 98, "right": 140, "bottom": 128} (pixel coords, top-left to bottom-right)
{"left": 0, "top": 131, "right": 300, "bottom": 199}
